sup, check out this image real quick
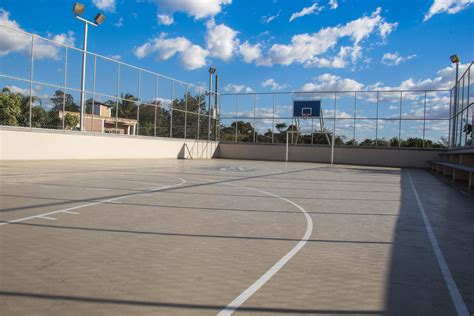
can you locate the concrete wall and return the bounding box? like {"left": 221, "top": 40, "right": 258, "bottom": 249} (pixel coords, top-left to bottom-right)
{"left": 214, "top": 142, "right": 446, "bottom": 168}
{"left": 0, "top": 127, "right": 217, "bottom": 160}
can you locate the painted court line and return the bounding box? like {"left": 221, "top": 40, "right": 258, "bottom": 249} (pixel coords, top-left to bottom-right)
{"left": 0, "top": 177, "right": 186, "bottom": 227}
{"left": 39, "top": 216, "right": 56, "bottom": 220}
{"left": 62, "top": 211, "right": 79, "bottom": 215}
{"left": 186, "top": 175, "right": 313, "bottom": 316}
{"left": 407, "top": 170, "right": 469, "bottom": 316}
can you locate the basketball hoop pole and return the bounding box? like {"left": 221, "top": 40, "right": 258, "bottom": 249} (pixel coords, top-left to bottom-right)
{"left": 286, "top": 131, "right": 289, "bottom": 162}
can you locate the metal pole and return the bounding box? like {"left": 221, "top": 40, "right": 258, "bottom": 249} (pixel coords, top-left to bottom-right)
{"left": 423, "top": 91, "right": 427, "bottom": 148}
{"left": 375, "top": 91, "right": 379, "bottom": 147}
{"left": 215, "top": 75, "right": 219, "bottom": 141}
{"left": 451, "top": 62, "right": 459, "bottom": 146}
{"left": 116, "top": 63, "right": 120, "bottom": 132}
{"left": 235, "top": 95, "right": 239, "bottom": 142}
{"left": 79, "top": 22, "right": 88, "bottom": 132}
{"left": 399, "top": 91, "right": 402, "bottom": 147}
{"left": 154, "top": 75, "right": 158, "bottom": 137}
{"left": 197, "top": 88, "right": 201, "bottom": 140}
{"left": 448, "top": 89, "right": 452, "bottom": 148}
{"left": 184, "top": 85, "right": 188, "bottom": 140}
{"left": 253, "top": 94, "right": 256, "bottom": 143}
{"left": 272, "top": 93, "right": 275, "bottom": 143}
{"left": 353, "top": 92, "right": 356, "bottom": 143}
{"left": 170, "top": 80, "right": 174, "bottom": 138}
{"left": 208, "top": 73, "right": 212, "bottom": 142}
{"left": 91, "top": 55, "right": 96, "bottom": 132}
{"left": 29, "top": 36, "right": 34, "bottom": 128}
{"left": 331, "top": 92, "right": 336, "bottom": 166}
{"left": 62, "top": 47, "right": 68, "bottom": 130}
{"left": 286, "top": 131, "right": 289, "bottom": 162}
{"left": 137, "top": 70, "right": 141, "bottom": 136}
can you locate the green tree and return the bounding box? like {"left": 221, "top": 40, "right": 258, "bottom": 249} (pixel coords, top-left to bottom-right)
{"left": 64, "top": 113, "right": 79, "bottom": 130}
{"left": 0, "top": 88, "right": 22, "bottom": 126}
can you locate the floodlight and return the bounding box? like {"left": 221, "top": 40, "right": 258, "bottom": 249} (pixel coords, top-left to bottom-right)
{"left": 450, "top": 55, "right": 460, "bottom": 63}
{"left": 73, "top": 2, "right": 85, "bottom": 15}
{"left": 209, "top": 67, "right": 217, "bottom": 74}
{"left": 94, "top": 13, "right": 106, "bottom": 25}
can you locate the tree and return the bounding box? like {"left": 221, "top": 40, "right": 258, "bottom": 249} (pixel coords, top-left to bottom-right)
{"left": 64, "top": 113, "right": 79, "bottom": 130}
{"left": 0, "top": 89, "right": 22, "bottom": 126}
{"left": 50, "top": 90, "right": 79, "bottom": 112}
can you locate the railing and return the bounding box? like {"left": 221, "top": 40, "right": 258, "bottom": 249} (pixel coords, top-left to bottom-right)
{"left": 450, "top": 62, "right": 473, "bottom": 148}
{"left": 219, "top": 89, "right": 452, "bottom": 149}
{"left": 0, "top": 24, "right": 218, "bottom": 142}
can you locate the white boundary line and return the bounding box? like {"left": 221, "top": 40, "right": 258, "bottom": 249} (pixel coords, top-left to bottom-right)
{"left": 189, "top": 176, "right": 313, "bottom": 316}
{"left": 0, "top": 177, "right": 186, "bottom": 227}
{"left": 407, "top": 170, "right": 469, "bottom": 316}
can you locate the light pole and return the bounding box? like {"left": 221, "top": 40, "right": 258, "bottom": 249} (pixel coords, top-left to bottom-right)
{"left": 73, "top": 2, "right": 105, "bottom": 132}
{"left": 450, "top": 54, "right": 460, "bottom": 147}
{"left": 208, "top": 67, "right": 217, "bottom": 141}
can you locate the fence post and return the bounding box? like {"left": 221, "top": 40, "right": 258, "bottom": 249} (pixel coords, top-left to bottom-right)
{"left": 423, "top": 91, "right": 427, "bottom": 148}
{"left": 137, "top": 69, "right": 141, "bottom": 136}
{"left": 399, "top": 91, "right": 402, "bottom": 148}
{"left": 29, "top": 36, "right": 34, "bottom": 128}
{"left": 184, "top": 85, "right": 188, "bottom": 140}
{"left": 375, "top": 91, "right": 379, "bottom": 147}
{"left": 62, "top": 47, "right": 68, "bottom": 130}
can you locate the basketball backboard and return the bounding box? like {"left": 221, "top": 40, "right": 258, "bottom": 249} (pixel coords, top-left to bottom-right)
{"left": 293, "top": 100, "right": 321, "bottom": 118}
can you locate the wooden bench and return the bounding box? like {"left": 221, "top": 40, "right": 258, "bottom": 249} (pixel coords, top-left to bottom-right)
{"left": 427, "top": 149, "right": 474, "bottom": 190}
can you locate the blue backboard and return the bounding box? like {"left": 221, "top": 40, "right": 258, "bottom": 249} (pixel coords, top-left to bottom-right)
{"left": 293, "top": 100, "right": 321, "bottom": 117}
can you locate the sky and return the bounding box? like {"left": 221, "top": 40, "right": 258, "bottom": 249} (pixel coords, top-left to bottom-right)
{"left": 0, "top": 0, "right": 472, "bottom": 93}
{"left": 0, "top": 0, "right": 473, "bottom": 142}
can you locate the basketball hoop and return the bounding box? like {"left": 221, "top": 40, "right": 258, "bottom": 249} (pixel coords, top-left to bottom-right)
{"left": 302, "top": 113, "right": 310, "bottom": 119}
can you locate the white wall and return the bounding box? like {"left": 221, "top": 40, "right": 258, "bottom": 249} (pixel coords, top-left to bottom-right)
{"left": 0, "top": 128, "right": 217, "bottom": 160}
{"left": 214, "top": 143, "right": 446, "bottom": 168}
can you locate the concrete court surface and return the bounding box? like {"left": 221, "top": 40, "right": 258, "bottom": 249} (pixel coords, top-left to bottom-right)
{"left": 0, "top": 159, "right": 472, "bottom": 315}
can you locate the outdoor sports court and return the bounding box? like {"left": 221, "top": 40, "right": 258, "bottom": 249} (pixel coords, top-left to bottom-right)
{"left": 0, "top": 159, "right": 472, "bottom": 315}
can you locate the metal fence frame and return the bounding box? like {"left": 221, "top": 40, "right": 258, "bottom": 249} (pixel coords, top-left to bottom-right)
{"left": 219, "top": 89, "right": 453, "bottom": 149}
{"left": 450, "top": 62, "right": 473, "bottom": 148}
{"left": 0, "top": 24, "right": 218, "bottom": 141}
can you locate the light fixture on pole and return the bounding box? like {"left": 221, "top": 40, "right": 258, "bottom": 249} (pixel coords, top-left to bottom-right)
{"left": 450, "top": 54, "right": 460, "bottom": 147}
{"left": 73, "top": 2, "right": 106, "bottom": 132}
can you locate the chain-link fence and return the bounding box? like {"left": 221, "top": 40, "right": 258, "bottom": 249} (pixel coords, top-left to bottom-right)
{"left": 450, "top": 62, "right": 473, "bottom": 148}
{"left": 0, "top": 24, "right": 218, "bottom": 142}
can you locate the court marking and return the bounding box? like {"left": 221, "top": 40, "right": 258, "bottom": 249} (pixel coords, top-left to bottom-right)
{"left": 407, "top": 170, "right": 469, "bottom": 316}
{"left": 0, "top": 177, "right": 186, "bottom": 227}
{"left": 188, "top": 175, "right": 314, "bottom": 316}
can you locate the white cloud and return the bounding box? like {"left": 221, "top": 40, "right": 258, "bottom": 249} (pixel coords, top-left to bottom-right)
{"left": 261, "top": 78, "right": 288, "bottom": 91}
{"left": 0, "top": 9, "right": 75, "bottom": 59}
{"left": 381, "top": 52, "right": 416, "bottom": 66}
{"left": 424, "top": 0, "right": 473, "bottom": 21}
{"left": 151, "top": 0, "right": 232, "bottom": 20}
{"left": 114, "top": 17, "right": 124, "bottom": 27}
{"left": 329, "top": 0, "right": 338, "bottom": 9}
{"left": 205, "top": 19, "right": 239, "bottom": 61}
{"left": 239, "top": 41, "right": 260, "bottom": 63}
{"left": 157, "top": 14, "right": 174, "bottom": 26}
{"left": 110, "top": 54, "right": 122, "bottom": 60}
{"left": 223, "top": 83, "right": 253, "bottom": 93}
{"left": 301, "top": 73, "right": 365, "bottom": 92}
{"left": 289, "top": 3, "right": 323, "bottom": 22}
{"left": 255, "top": 8, "right": 396, "bottom": 68}
{"left": 261, "top": 10, "right": 281, "bottom": 24}
{"left": 399, "top": 63, "right": 470, "bottom": 90}
{"left": 134, "top": 33, "right": 208, "bottom": 70}
{"left": 93, "top": 0, "right": 116, "bottom": 13}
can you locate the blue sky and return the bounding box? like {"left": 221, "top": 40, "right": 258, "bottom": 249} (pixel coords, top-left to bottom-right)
{"left": 0, "top": 0, "right": 472, "bottom": 94}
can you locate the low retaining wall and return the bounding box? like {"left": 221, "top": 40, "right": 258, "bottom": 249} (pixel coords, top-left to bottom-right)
{"left": 0, "top": 127, "right": 217, "bottom": 160}
{"left": 213, "top": 142, "right": 446, "bottom": 168}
